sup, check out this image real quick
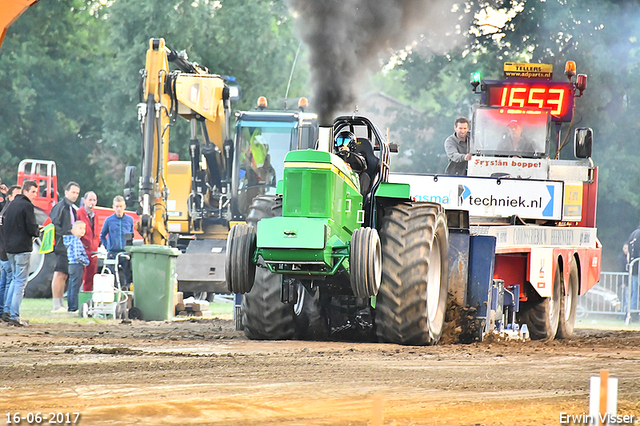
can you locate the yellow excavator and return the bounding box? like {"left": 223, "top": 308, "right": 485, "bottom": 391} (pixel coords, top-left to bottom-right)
{"left": 132, "top": 38, "right": 234, "bottom": 244}
{"left": 129, "top": 38, "right": 318, "bottom": 296}
{"left": 126, "top": 38, "right": 240, "bottom": 294}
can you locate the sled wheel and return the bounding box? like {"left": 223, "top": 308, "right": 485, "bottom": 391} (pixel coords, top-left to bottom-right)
{"left": 520, "top": 261, "right": 562, "bottom": 341}
{"left": 557, "top": 258, "right": 579, "bottom": 338}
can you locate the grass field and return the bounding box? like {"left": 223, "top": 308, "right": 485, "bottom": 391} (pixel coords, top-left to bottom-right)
{"left": 18, "top": 296, "right": 234, "bottom": 324}
{"left": 575, "top": 314, "right": 640, "bottom": 330}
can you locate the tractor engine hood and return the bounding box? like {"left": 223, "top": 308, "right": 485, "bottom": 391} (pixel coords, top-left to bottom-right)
{"left": 255, "top": 147, "right": 365, "bottom": 276}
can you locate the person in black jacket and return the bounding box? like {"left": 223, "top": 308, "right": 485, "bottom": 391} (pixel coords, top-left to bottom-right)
{"left": 617, "top": 243, "right": 629, "bottom": 273}
{"left": 49, "top": 181, "right": 80, "bottom": 313}
{"left": 0, "top": 185, "right": 22, "bottom": 322}
{"left": 626, "top": 224, "right": 640, "bottom": 319}
{"left": 0, "top": 177, "right": 9, "bottom": 211}
{"left": 2, "top": 180, "right": 40, "bottom": 326}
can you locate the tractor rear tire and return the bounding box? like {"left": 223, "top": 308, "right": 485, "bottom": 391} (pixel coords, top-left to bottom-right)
{"left": 557, "top": 258, "right": 579, "bottom": 339}
{"left": 350, "top": 227, "right": 382, "bottom": 298}
{"left": 375, "top": 203, "right": 449, "bottom": 345}
{"left": 520, "top": 262, "right": 562, "bottom": 341}
{"left": 246, "top": 194, "right": 283, "bottom": 225}
{"left": 242, "top": 268, "right": 296, "bottom": 340}
{"left": 241, "top": 194, "right": 297, "bottom": 340}
{"left": 225, "top": 224, "right": 257, "bottom": 294}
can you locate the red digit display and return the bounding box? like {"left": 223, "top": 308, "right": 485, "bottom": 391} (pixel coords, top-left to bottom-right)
{"left": 486, "top": 82, "right": 574, "bottom": 122}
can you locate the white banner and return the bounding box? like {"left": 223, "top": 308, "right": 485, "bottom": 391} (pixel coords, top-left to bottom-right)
{"left": 471, "top": 226, "right": 597, "bottom": 249}
{"left": 467, "top": 156, "right": 549, "bottom": 179}
{"left": 389, "top": 173, "right": 563, "bottom": 220}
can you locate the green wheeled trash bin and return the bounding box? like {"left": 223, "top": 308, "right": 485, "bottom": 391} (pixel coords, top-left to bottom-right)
{"left": 126, "top": 245, "right": 180, "bottom": 321}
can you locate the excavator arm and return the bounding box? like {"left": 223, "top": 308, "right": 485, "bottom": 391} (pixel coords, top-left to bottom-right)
{"left": 137, "top": 38, "right": 233, "bottom": 245}
{"left": 0, "top": 0, "right": 40, "bottom": 50}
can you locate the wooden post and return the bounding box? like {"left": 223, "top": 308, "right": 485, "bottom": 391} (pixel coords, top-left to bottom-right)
{"left": 371, "top": 394, "right": 383, "bottom": 426}
{"left": 599, "top": 369, "right": 609, "bottom": 426}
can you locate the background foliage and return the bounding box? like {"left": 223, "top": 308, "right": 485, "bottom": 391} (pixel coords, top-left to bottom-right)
{"left": 0, "top": 0, "right": 307, "bottom": 201}
{"left": 1, "top": 0, "right": 639, "bottom": 268}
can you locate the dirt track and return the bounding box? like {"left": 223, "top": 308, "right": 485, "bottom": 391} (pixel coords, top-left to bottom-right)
{"left": 1, "top": 319, "right": 639, "bottom": 426}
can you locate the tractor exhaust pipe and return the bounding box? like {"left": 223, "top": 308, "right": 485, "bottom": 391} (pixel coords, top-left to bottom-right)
{"left": 317, "top": 126, "right": 332, "bottom": 152}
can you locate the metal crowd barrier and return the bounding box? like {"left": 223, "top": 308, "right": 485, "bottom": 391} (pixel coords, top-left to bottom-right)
{"left": 576, "top": 263, "right": 640, "bottom": 323}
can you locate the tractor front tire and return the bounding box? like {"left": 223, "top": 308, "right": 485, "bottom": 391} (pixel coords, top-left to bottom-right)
{"left": 225, "top": 224, "right": 257, "bottom": 294}
{"left": 557, "top": 258, "right": 579, "bottom": 339}
{"left": 375, "top": 203, "right": 449, "bottom": 345}
{"left": 520, "top": 262, "right": 562, "bottom": 341}
{"left": 350, "top": 227, "right": 382, "bottom": 298}
{"left": 241, "top": 194, "right": 297, "bottom": 340}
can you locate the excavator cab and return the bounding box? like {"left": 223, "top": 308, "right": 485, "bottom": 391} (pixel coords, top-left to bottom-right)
{"left": 230, "top": 107, "right": 318, "bottom": 220}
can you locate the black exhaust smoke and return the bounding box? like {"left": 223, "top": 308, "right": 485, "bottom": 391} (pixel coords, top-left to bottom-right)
{"left": 287, "top": 0, "right": 466, "bottom": 126}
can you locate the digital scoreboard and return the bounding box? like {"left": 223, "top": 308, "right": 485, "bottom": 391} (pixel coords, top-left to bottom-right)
{"left": 484, "top": 81, "right": 575, "bottom": 122}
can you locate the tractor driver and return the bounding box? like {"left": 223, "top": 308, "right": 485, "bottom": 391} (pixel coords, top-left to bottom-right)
{"left": 334, "top": 131, "right": 369, "bottom": 193}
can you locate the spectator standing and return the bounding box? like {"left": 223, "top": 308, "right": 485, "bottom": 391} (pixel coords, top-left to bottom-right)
{"left": 444, "top": 117, "right": 472, "bottom": 176}
{"left": 77, "top": 191, "right": 99, "bottom": 291}
{"left": 2, "top": 180, "right": 40, "bottom": 326}
{"left": 0, "top": 177, "right": 8, "bottom": 211}
{"left": 49, "top": 182, "right": 80, "bottom": 313}
{"left": 0, "top": 185, "right": 22, "bottom": 321}
{"left": 626, "top": 223, "right": 640, "bottom": 318}
{"left": 617, "top": 243, "right": 629, "bottom": 272}
{"left": 100, "top": 196, "right": 134, "bottom": 288}
{"left": 617, "top": 243, "right": 630, "bottom": 315}
{"left": 63, "top": 221, "right": 90, "bottom": 313}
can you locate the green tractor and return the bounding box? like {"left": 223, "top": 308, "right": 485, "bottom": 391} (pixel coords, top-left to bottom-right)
{"left": 226, "top": 116, "right": 449, "bottom": 345}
